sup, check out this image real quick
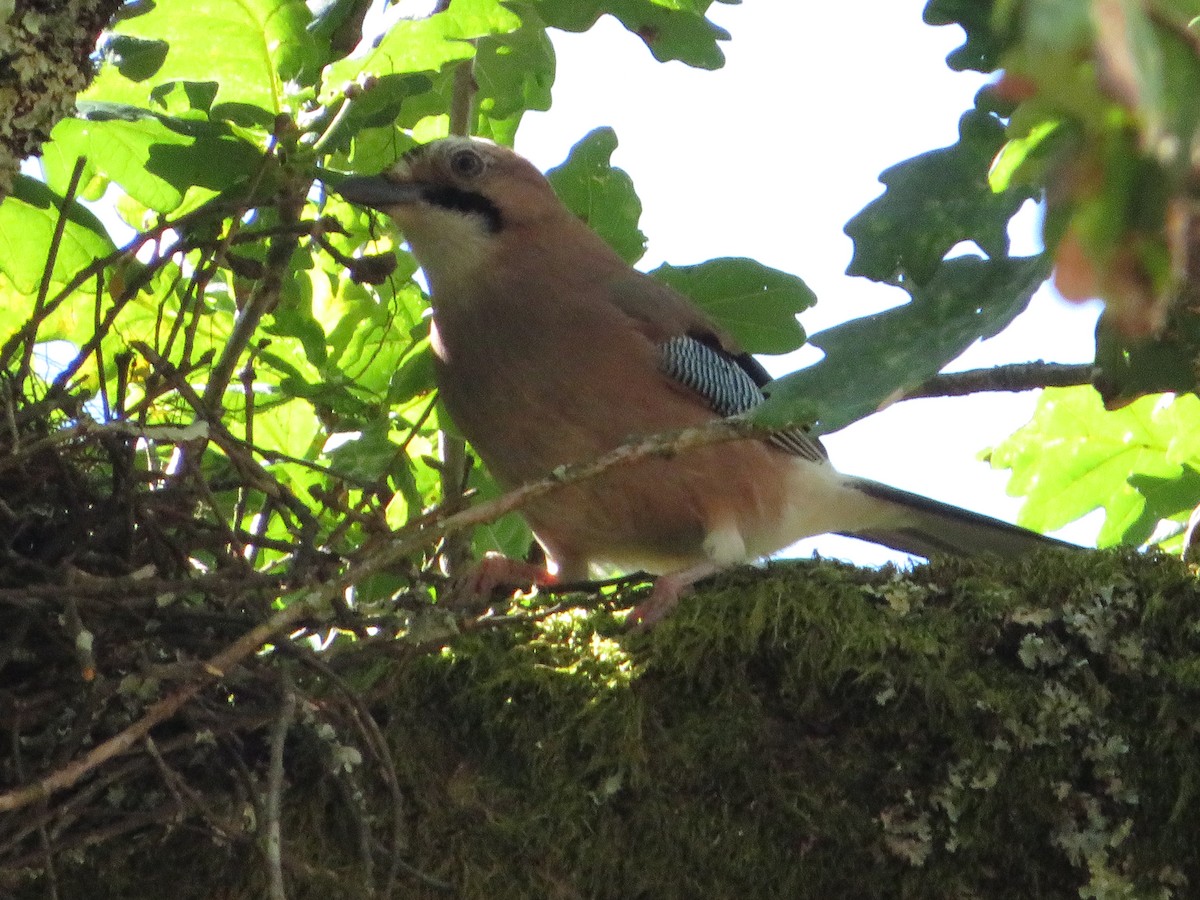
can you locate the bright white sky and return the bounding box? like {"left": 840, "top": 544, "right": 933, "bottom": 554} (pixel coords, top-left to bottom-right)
{"left": 516, "top": 1, "right": 1104, "bottom": 562}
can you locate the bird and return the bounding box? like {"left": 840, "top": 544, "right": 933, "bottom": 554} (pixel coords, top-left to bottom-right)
{"left": 332, "top": 137, "right": 1070, "bottom": 627}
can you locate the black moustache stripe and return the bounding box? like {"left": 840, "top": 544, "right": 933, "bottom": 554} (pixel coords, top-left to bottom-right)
{"left": 421, "top": 185, "right": 503, "bottom": 233}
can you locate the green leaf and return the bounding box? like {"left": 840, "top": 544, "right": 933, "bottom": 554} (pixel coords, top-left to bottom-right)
{"left": 103, "top": 34, "right": 170, "bottom": 81}
{"left": 845, "top": 99, "right": 1032, "bottom": 286}
{"left": 989, "top": 387, "right": 1200, "bottom": 545}
{"left": 312, "top": 73, "right": 430, "bottom": 160}
{"left": 760, "top": 254, "right": 1049, "bottom": 434}
{"left": 1093, "top": 309, "right": 1200, "bottom": 405}
{"left": 532, "top": 0, "right": 730, "bottom": 69}
{"left": 321, "top": 0, "right": 520, "bottom": 100}
{"left": 308, "top": 0, "right": 372, "bottom": 61}
{"left": 651, "top": 258, "right": 811, "bottom": 355}
{"left": 923, "top": 0, "right": 1011, "bottom": 72}
{"left": 87, "top": 0, "right": 317, "bottom": 123}
{"left": 467, "top": 465, "right": 535, "bottom": 559}
{"left": 1126, "top": 466, "right": 1200, "bottom": 547}
{"left": 252, "top": 396, "right": 323, "bottom": 463}
{"left": 388, "top": 339, "right": 436, "bottom": 406}
{"left": 327, "top": 423, "right": 399, "bottom": 483}
{"left": 0, "top": 176, "right": 116, "bottom": 296}
{"left": 547, "top": 127, "right": 646, "bottom": 264}
{"left": 473, "top": 12, "right": 555, "bottom": 131}
{"left": 268, "top": 298, "right": 328, "bottom": 368}
{"left": 43, "top": 106, "right": 262, "bottom": 215}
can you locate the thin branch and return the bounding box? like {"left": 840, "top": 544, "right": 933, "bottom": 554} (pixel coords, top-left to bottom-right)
{"left": 8, "top": 718, "right": 60, "bottom": 900}
{"left": 201, "top": 135, "right": 289, "bottom": 413}
{"left": 0, "top": 197, "right": 247, "bottom": 373}
{"left": 15, "top": 156, "right": 86, "bottom": 389}
{"left": 266, "top": 677, "right": 297, "bottom": 900}
{"left": 438, "top": 40, "right": 481, "bottom": 576}
{"left": 448, "top": 50, "right": 477, "bottom": 137}
{"left": 365, "top": 417, "right": 778, "bottom": 586}
{"left": 0, "top": 414, "right": 779, "bottom": 816}
{"left": 903, "top": 362, "right": 1097, "bottom": 400}
{"left": 287, "top": 644, "right": 410, "bottom": 897}
{"left": 0, "top": 588, "right": 320, "bottom": 813}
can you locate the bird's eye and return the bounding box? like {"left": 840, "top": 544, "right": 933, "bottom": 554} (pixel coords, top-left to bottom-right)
{"left": 448, "top": 147, "right": 486, "bottom": 179}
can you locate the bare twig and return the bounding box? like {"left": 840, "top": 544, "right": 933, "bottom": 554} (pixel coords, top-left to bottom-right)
{"left": 201, "top": 135, "right": 290, "bottom": 413}
{"left": 436, "top": 12, "right": 481, "bottom": 578}
{"left": 287, "top": 645, "right": 410, "bottom": 896}
{"left": 903, "top": 362, "right": 1097, "bottom": 400}
{"left": 0, "top": 197, "right": 243, "bottom": 373}
{"left": 0, "top": 588, "right": 320, "bottom": 813}
{"left": 0, "top": 413, "right": 774, "bottom": 815}
{"left": 15, "top": 156, "right": 87, "bottom": 390}
{"left": 8, "top": 720, "right": 60, "bottom": 900}
{"left": 266, "top": 676, "right": 297, "bottom": 900}
{"left": 132, "top": 342, "right": 318, "bottom": 534}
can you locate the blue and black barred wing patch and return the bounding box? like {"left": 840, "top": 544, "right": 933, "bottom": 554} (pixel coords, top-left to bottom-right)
{"left": 658, "top": 335, "right": 827, "bottom": 463}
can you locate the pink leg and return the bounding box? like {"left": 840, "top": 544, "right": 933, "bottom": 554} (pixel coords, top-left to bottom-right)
{"left": 627, "top": 560, "right": 723, "bottom": 631}
{"left": 454, "top": 552, "right": 558, "bottom": 601}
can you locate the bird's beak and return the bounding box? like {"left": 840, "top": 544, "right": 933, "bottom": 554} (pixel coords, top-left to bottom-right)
{"left": 330, "top": 173, "right": 424, "bottom": 211}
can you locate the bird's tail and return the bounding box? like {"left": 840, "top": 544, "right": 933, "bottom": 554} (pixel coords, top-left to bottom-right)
{"left": 840, "top": 478, "right": 1073, "bottom": 559}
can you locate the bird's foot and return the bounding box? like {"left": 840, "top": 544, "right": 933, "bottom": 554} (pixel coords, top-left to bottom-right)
{"left": 450, "top": 552, "right": 558, "bottom": 606}
{"left": 627, "top": 572, "right": 692, "bottom": 632}
{"left": 626, "top": 560, "right": 726, "bottom": 631}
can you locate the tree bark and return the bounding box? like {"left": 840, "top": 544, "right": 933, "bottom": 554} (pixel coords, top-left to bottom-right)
{"left": 0, "top": 0, "right": 123, "bottom": 197}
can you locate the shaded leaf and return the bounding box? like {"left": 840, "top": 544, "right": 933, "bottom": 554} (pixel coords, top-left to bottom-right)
{"left": 1126, "top": 465, "right": 1200, "bottom": 547}
{"left": 547, "top": 127, "right": 645, "bottom": 265}
{"left": 101, "top": 34, "right": 169, "bottom": 81}
{"left": 651, "top": 258, "right": 811, "bottom": 355}
{"left": 760, "top": 254, "right": 1048, "bottom": 434}
{"left": 533, "top": 0, "right": 730, "bottom": 69}
{"left": 327, "top": 423, "right": 398, "bottom": 483}
{"left": 923, "top": 0, "right": 1011, "bottom": 72}
{"left": 846, "top": 99, "right": 1032, "bottom": 286}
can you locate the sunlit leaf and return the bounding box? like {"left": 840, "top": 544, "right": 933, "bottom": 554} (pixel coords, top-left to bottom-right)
{"left": 321, "top": 0, "right": 520, "bottom": 100}
{"left": 988, "top": 387, "right": 1200, "bottom": 546}
{"left": 88, "top": 0, "right": 317, "bottom": 123}
{"left": 0, "top": 176, "right": 116, "bottom": 296}
{"left": 43, "top": 105, "right": 262, "bottom": 214}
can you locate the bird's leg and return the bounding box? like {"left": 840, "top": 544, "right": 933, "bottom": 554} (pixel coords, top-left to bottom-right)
{"left": 628, "top": 522, "right": 744, "bottom": 630}
{"left": 627, "top": 560, "right": 723, "bottom": 631}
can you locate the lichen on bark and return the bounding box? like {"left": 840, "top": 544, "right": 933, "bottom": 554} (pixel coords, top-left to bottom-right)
{"left": 0, "top": 0, "right": 122, "bottom": 197}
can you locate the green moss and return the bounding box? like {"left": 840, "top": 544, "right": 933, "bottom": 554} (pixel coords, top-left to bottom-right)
{"left": 15, "top": 550, "right": 1200, "bottom": 898}
{"left": 362, "top": 550, "right": 1200, "bottom": 898}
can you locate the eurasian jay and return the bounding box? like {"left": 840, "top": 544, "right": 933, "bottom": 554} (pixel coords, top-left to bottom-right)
{"left": 334, "top": 138, "right": 1066, "bottom": 625}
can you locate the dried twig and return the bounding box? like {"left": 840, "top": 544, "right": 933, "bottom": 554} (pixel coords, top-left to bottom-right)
{"left": 903, "top": 362, "right": 1097, "bottom": 400}
{"left": 266, "top": 677, "right": 297, "bottom": 900}
{"left": 15, "top": 156, "right": 87, "bottom": 391}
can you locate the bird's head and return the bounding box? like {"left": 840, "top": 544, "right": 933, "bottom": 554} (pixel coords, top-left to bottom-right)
{"left": 333, "top": 137, "right": 571, "bottom": 294}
